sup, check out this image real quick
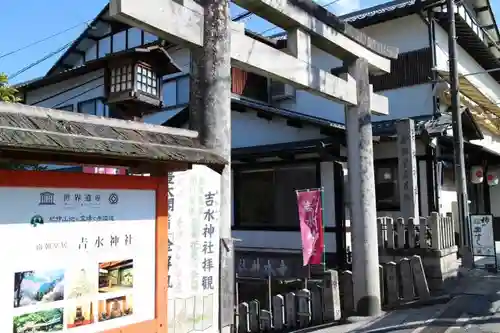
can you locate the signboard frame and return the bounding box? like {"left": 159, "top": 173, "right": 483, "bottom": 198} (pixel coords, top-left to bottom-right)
{"left": 469, "top": 214, "right": 498, "bottom": 270}
{"left": 0, "top": 169, "right": 169, "bottom": 333}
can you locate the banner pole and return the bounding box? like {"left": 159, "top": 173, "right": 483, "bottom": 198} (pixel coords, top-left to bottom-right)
{"left": 320, "top": 186, "right": 326, "bottom": 271}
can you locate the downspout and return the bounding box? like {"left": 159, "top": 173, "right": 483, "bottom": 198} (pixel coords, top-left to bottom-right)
{"left": 419, "top": 8, "right": 441, "bottom": 213}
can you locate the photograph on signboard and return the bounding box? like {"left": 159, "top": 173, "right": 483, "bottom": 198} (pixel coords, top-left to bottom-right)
{"left": 66, "top": 300, "right": 94, "bottom": 328}
{"left": 97, "top": 295, "right": 133, "bottom": 322}
{"left": 13, "top": 269, "right": 65, "bottom": 308}
{"left": 13, "top": 308, "right": 64, "bottom": 333}
{"left": 98, "top": 259, "right": 133, "bottom": 293}
{"left": 65, "top": 267, "right": 98, "bottom": 299}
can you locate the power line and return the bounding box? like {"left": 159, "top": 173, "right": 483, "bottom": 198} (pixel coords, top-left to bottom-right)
{"left": 0, "top": 20, "right": 91, "bottom": 61}
{"left": 9, "top": 41, "right": 73, "bottom": 80}
{"left": 256, "top": 0, "right": 342, "bottom": 36}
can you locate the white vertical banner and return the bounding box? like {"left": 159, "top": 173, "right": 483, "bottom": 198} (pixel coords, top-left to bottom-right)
{"left": 168, "top": 165, "right": 220, "bottom": 333}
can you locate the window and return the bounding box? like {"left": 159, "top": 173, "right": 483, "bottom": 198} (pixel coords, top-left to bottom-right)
{"left": 86, "top": 43, "right": 97, "bottom": 62}
{"left": 56, "top": 104, "right": 73, "bottom": 112}
{"left": 136, "top": 64, "right": 159, "bottom": 96}
{"left": 110, "top": 64, "right": 133, "bottom": 93}
{"left": 162, "top": 75, "right": 189, "bottom": 107}
{"left": 127, "top": 28, "right": 142, "bottom": 49}
{"left": 112, "top": 30, "right": 127, "bottom": 53}
{"left": 375, "top": 161, "right": 400, "bottom": 210}
{"left": 144, "top": 32, "right": 158, "bottom": 44}
{"left": 98, "top": 37, "right": 111, "bottom": 58}
{"left": 235, "top": 164, "right": 318, "bottom": 227}
{"left": 77, "top": 98, "right": 108, "bottom": 117}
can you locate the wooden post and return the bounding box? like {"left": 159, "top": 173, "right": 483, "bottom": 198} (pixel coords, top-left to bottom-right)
{"left": 345, "top": 57, "right": 381, "bottom": 316}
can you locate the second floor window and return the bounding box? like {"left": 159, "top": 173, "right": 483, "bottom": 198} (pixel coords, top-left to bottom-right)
{"left": 162, "top": 75, "right": 189, "bottom": 107}
{"left": 77, "top": 98, "right": 109, "bottom": 117}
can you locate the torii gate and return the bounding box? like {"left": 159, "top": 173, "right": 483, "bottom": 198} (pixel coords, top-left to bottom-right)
{"left": 109, "top": 0, "right": 398, "bottom": 322}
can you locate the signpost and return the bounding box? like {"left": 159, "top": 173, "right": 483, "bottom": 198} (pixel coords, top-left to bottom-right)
{"left": 469, "top": 214, "right": 497, "bottom": 270}
{"left": 167, "top": 165, "right": 221, "bottom": 332}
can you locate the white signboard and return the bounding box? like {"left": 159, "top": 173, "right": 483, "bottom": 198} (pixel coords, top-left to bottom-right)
{"left": 470, "top": 215, "right": 495, "bottom": 256}
{"left": 0, "top": 187, "right": 156, "bottom": 333}
{"left": 167, "top": 165, "right": 220, "bottom": 333}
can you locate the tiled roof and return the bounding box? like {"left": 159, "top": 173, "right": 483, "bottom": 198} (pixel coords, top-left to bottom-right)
{"left": 340, "top": 0, "right": 417, "bottom": 23}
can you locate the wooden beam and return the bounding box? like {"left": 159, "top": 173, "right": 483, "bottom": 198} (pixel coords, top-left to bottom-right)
{"left": 109, "top": 0, "right": 390, "bottom": 115}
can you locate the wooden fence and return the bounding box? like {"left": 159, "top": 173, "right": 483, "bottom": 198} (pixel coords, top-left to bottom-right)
{"left": 235, "top": 256, "right": 429, "bottom": 332}
{"left": 377, "top": 212, "right": 455, "bottom": 250}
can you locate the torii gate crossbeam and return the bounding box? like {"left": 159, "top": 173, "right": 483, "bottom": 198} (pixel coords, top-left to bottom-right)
{"left": 109, "top": 0, "right": 395, "bottom": 115}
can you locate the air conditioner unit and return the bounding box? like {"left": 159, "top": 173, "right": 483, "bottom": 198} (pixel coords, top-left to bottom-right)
{"left": 270, "top": 80, "right": 296, "bottom": 101}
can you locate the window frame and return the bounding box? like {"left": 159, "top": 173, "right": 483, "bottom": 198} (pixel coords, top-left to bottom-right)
{"left": 135, "top": 62, "right": 161, "bottom": 99}
{"left": 162, "top": 74, "right": 190, "bottom": 108}
{"left": 76, "top": 98, "right": 108, "bottom": 117}
{"left": 233, "top": 161, "right": 320, "bottom": 230}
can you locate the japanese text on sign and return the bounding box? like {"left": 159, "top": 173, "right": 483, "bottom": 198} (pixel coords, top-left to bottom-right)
{"left": 201, "top": 191, "right": 217, "bottom": 291}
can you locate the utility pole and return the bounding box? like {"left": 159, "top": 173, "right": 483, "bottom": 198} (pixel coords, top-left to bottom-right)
{"left": 447, "top": 0, "right": 472, "bottom": 267}
{"left": 190, "top": 0, "right": 233, "bottom": 331}
{"left": 345, "top": 58, "right": 381, "bottom": 316}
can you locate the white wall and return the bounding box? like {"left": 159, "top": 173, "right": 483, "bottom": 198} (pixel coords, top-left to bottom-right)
{"left": 232, "top": 112, "right": 326, "bottom": 148}
{"left": 278, "top": 14, "right": 433, "bottom": 122}
{"left": 361, "top": 15, "right": 430, "bottom": 53}
{"left": 25, "top": 70, "right": 105, "bottom": 110}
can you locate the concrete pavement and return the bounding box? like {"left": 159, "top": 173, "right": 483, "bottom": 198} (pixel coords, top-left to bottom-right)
{"left": 305, "top": 268, "right": 500, "bottom": 333}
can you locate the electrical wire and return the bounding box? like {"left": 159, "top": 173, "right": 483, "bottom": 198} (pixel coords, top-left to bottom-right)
{"left": 0, "top": 20, "right": 91, "bottom": 61}
{"left": 255, "top": 0, "right": 343, "bottom": 36}
{"left": 9, "top": 41, "right": 73, "bottom": 80}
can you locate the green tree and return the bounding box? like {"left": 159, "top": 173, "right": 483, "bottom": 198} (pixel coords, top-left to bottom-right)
{"left": 0, "top": 72, "right": 20, "bottom": 102}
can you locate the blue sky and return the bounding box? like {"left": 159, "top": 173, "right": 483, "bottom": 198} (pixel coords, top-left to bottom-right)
{"left": 1, "top": 0, "right": 499, "bottom": 84}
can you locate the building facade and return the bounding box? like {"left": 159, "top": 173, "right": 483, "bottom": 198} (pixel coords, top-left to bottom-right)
{"left": 14, "top": 0, "right": 500, "bottom": 276}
